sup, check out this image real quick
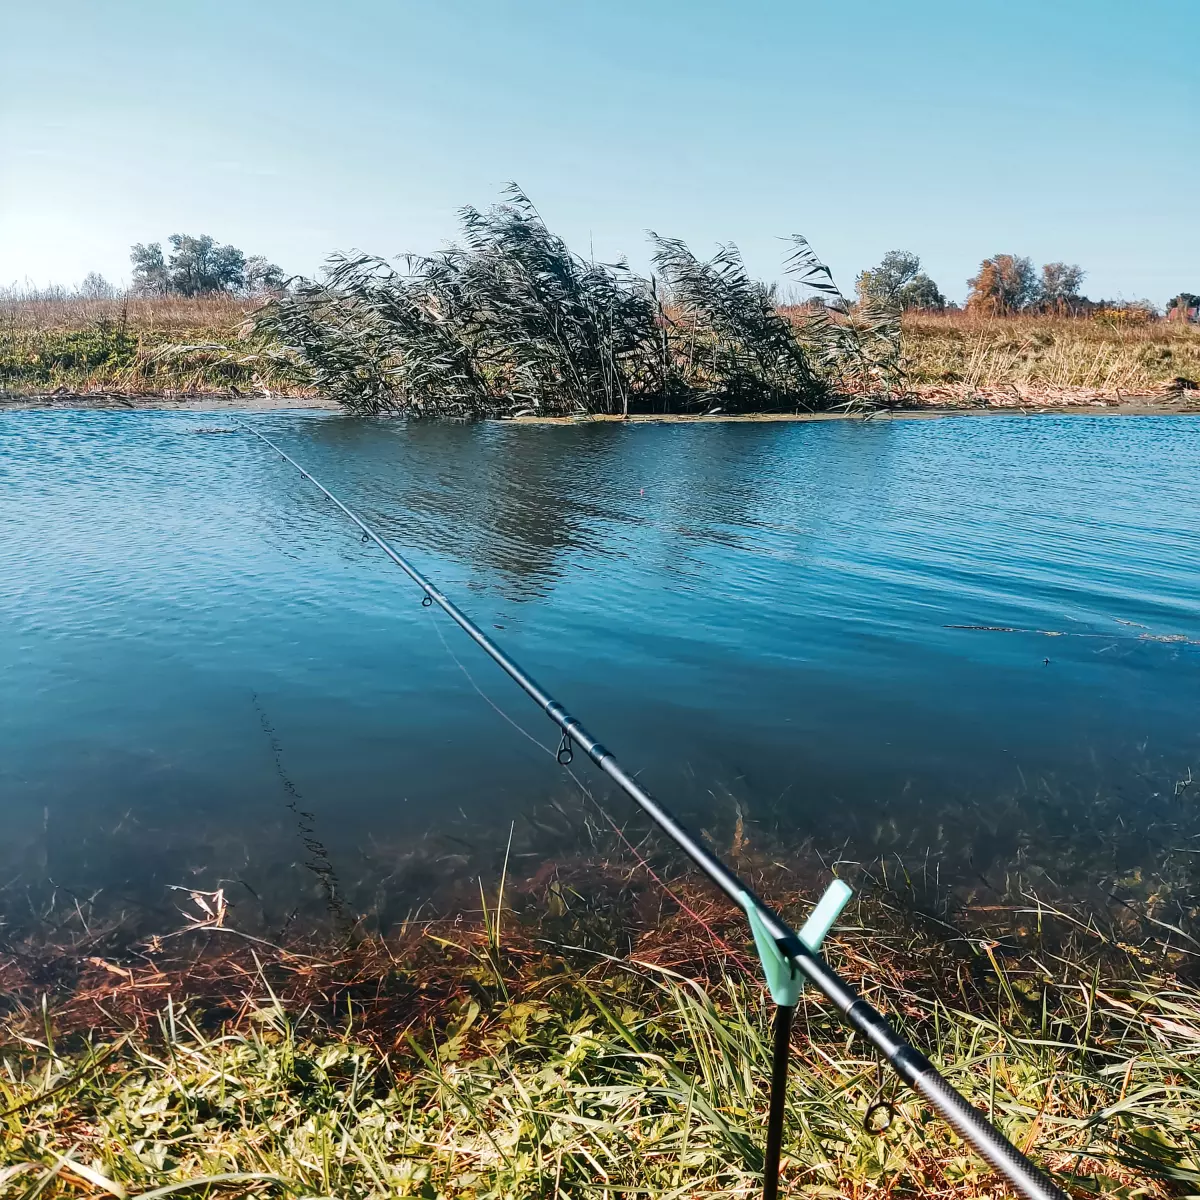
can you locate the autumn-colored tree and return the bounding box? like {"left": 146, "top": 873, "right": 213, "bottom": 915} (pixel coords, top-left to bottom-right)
{"left": 966, "top": 254, "right": 1037, "bottom": 314}
{"left": 1166, "top": 293, "right": 1199, "bottom": 322}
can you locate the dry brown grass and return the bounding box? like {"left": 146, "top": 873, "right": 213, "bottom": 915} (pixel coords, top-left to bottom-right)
{"left": 900, "top": 309, "right": 1200, "bottom": 403}
{"left": 0, "top": 293, "right": 249, "bottom": 337}
{"left": 0, "top": 294, "right": 298, "bottom": 396}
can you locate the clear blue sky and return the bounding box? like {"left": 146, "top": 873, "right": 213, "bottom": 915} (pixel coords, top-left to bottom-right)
{"left": 2, "top": 0, "right": 1196, "bottom": 305}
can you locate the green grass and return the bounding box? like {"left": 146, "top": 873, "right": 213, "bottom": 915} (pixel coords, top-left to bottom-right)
{"left": 3, "top": 871, "right": 1198, "bottom": 1199}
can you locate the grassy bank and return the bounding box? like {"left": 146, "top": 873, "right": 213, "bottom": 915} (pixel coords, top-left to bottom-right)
{"left": 3, "top": 842, "right": 1198, "bottom": 1199}
{"left": 4, "top": 294, "right": 1198, "bottom": 410}
{"left": 0, "top": 294, "right": 296, "bottom": 397}
{"left": 900, "top": 310, "right": 1200, "bottom": 403}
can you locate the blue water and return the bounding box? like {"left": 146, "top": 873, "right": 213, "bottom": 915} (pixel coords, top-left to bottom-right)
{"left": 2, "top": 409, "right": 1197, "bottom": 929}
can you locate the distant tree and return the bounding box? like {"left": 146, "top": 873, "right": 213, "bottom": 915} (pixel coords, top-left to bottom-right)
{"left": 857, "top": 250, "right": 945, "bottom": 310}
{"left": 899, "top": 272, "right": 946, "bottom": 311}
{"left": 130, "top": 234, "right": 275, "bottom": 296}
{"left": 130, "top": 242, "right": 170, "bottom": 295}
{"left": 166, "top": 234, "right": 246, "bottom": 296}
{"left": 857, "top": 250, "right": 919, "bottom": 304}
{"left": 1092, "top": 298, "right": 1159, "bottom": 323}
{"left": 243, "top": 254, "right": 287, "bottom": 295}
{"left": 79, "top": 271, "right": 118, "bottom": 299}
{"left": 1039, "top": 262, "right": 1086, "bottom": 310}
{"left": 966, "top": 254, "right": 1038, "bottom": 314}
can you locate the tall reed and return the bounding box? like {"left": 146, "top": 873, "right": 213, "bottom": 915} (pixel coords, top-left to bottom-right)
{"left": 256, "top": 187, "right": 898, "bottom": 417}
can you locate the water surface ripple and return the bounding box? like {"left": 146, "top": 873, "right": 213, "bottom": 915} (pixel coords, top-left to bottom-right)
{"left": 2, "top": 411, "right": 1196, "bottom": 925}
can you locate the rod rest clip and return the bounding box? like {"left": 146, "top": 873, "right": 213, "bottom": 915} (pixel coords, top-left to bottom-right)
{"left": 740, "top": 880, "right": 853, "bottom": 1007}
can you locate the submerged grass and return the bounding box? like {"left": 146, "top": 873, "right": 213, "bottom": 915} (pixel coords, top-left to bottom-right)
{"left": 2, "top": 841, "right": 1198, "bottom": 1199}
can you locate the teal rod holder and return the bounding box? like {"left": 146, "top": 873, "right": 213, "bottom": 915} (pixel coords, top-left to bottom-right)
{"left": 740, "top": 878, "right": 854, "bottom": 1200}
{"left": 740, "top": 878, "right": 853, "bottom": 1006}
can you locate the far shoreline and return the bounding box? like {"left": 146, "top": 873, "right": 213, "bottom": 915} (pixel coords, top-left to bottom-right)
{"left": 2, "top": 389, "right": 1197, "bottom": 422}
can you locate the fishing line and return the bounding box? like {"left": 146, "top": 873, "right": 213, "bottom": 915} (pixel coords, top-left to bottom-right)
{"left": 424, "top": 604, "right": 556, "bottom": 762}
{"left": 423, "top": 600, "right": 746, "bottom": 963}
{"left": 420, "top": 571, "right": 744, "bottom": 958}
{"left": 232, "top": 415, "right": 1068, "bottom": 1200}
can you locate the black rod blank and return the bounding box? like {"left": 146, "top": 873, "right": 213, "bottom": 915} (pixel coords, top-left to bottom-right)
{"left": 234, "top": 418, "right": 1068, "bottom": 1200}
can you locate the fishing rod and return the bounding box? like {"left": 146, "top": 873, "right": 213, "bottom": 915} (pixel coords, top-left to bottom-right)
{"left": 234, "top": 417, "right": 1067, "bottom": 1200}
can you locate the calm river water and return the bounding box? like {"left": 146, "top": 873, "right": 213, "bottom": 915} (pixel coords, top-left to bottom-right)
{"left": 2, "top": 410, "right": 1197, "bottom": 931}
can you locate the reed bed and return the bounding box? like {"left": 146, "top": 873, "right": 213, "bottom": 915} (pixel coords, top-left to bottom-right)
{"left": 253, "top": 188, "right": 900, "bottom": 418}
{"left": 2, "top": 831, "right": 1197, "bottom": 1199}
{"left": 1, "top": 192, "right": 904, "bottom": 414}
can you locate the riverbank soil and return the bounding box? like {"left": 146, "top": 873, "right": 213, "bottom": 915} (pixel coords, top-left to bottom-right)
{"left": 4, "top": 390, "right": 1196, "bottom": 418}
